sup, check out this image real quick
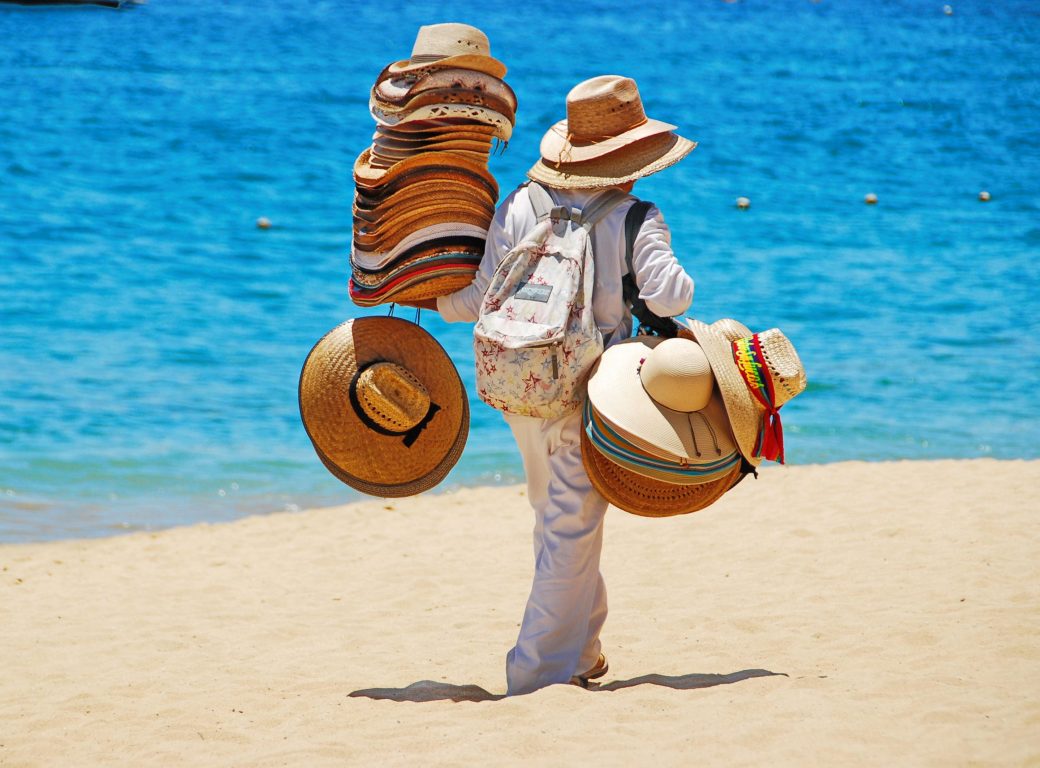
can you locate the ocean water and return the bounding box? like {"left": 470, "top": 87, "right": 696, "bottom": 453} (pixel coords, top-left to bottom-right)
{"left": 1, "top": 0, "right": 1038, "bottom": 543}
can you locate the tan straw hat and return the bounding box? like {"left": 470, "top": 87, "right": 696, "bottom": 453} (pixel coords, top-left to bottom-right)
{"left": 385, "top": 23, "right": 506, "bottom": 79}
{"left": 299, "top": 317, "right": 468, "bottom": 497}
{"left": 685, "top": 319, "right": 807, "bottom": 467}
{"left": 580, "top": 418, "right": 742, "bottom": 518}
{"left": 527, "top": 75, "right": 696, "bottom": 189}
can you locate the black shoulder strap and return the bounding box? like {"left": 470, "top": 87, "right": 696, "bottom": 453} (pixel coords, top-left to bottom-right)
{"left": 621, "top": 201, "right": 678, "bottom": 338}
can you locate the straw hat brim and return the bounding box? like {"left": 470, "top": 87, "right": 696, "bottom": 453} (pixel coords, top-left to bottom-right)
{"left": 586, "top": 337, "right": 738, "bottom": 464}
{"left": 580, "top": 426, "right": 741, "bottom": 518}
{"left": 526, "top": 134, "right": 696, "bottom": 189}
{"left": 373, "top": 68, "right": 517, "bottom": 112}
{"left": 539, "top": 117, "right": 677, "bottom": 164}
{"left": 353, "top": 149, "right": 498, "bottom": 193}
{"left": 370, "top": 102, "right": 514, "bottom": 142}
{"left": 383, "top": 53, "right": 507, "bottom": 81}
{"left": 298, "top": 317, "right": 468, "bottom": 497}
{"left": 683, "top": 318, "right": 764, "bottom": 467}
{"left": 370, "top": 88, "right": 516, "bottom": 124}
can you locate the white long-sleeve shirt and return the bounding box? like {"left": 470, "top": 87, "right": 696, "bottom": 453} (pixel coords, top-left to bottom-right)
{"left": 436, "top": 183, "right": 694, "bottom": 342}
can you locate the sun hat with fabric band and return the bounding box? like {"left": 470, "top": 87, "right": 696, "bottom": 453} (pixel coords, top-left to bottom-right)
{"left": 527, "top": 75, "right": 696, "bottom": 189}
{"left": 685, "top": 319, "right": 807, "bottom": 467}
{"left": 586, "top": 336, "right": 739, "bottom": 465}
{"left": 384, "top": 23, "right": 506, "bottom": 79}
{"left": 299, "top": 317, "right": 468, "bottom": 497}
{"left": 580, "top": 409, "right": 743, "bottom": 518}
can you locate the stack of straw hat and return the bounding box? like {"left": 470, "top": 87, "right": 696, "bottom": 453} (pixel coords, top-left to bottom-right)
{"left": 350, "top": 23, "right": 516, "bottom": 307}
{"left": 582, "top": 320, "right": 806, "bottom": 517}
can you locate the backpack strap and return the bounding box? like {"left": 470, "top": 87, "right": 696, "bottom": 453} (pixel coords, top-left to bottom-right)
{"left": 525, "top": 182, "right": 627, "bottom": 231}
{"left": 525, "top": 182, "right": 556, "bottom": 222}
{"left": 622, "top": 201, "right": 679, "bottom": 338}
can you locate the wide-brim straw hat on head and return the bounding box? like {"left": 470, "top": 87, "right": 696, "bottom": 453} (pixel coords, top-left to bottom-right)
{"left": 299, "top": 317, "right": 468, "bottom": 497}
{"left": 385, "top": 23, "right": 506, "bottom": 79}
{"left": 685, "top": 318, "right": 807, "bottom": 467}
{"left": 527, "top": 75, "right": 696, "bottom": 189}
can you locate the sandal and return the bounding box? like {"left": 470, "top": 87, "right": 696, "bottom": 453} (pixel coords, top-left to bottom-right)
{"left": 569, "top": 653, "right": 609, "bottom": 688}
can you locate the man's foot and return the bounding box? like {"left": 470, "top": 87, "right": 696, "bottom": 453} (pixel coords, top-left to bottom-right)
{"left": 569, "top": 653, "right": 609, "bottom": 689}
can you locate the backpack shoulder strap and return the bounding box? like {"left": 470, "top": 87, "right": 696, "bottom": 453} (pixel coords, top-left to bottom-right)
{"left": 577, "top": 188, "right": 629, "bottom": 231}
{"left": 525, "top": 182, "right": 556, "bottom": 222}
{"left": 621, "top": 200, "right": 678, "bottom": 338}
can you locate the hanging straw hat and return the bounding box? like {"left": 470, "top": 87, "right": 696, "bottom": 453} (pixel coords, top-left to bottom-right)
{"left": 581, "top": 425, "right": 742, "bottom": 518}
{"left": 586, "top": 336, "right": 740, "bottom": 467}
{"left": 384, "top": 23, "right": 506, "bottom": 79}
{"left": 527, "top": 75, "right": 696, "bottom": 189}
{"left": 684, "top": 319, "right": 807, "bottom": 467}
{"left": 298, "top": 317, "right": 468, "bottom": 497}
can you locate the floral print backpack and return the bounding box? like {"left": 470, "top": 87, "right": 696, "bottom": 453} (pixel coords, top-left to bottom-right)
{"left": 473, "top": 182, "right": 629, "bottom": 418}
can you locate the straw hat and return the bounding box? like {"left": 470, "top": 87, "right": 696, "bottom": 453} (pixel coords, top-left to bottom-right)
{"left": 298, "top": 317, "right": 468, "bottom": 497}
{"left": 685, "top": 319, "right": 807, "bottom": 467}
{"left": 353, "top": 149, "right": 498, "bottom": 195}
{"left": 385, "top": 23, "right": 506, "bottom": 79}
{"left": 527, "top": 75, "right": 696, "bottom": 189}
{"left": 586, "top": 336, "right": 739, "bottom": 465}
{"left": 581, "top": 405, "right": 742, "bottom": 518}
{"left": 373, "top": 68, "right": 517, "bottom": 114}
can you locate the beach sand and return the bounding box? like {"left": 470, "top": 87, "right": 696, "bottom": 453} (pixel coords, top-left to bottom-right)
{"left": 2, "top": 459, "right": 1038, "bottom": 767}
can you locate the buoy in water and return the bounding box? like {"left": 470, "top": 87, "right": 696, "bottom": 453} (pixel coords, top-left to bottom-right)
{"left": 943, "top": 4, "right": 953, "bottom": 15}
{"left": 736, "top": 196, "right": 751, "bottom": 210}
{"left": 978, "top": 190, "right": 991, "bottom": 202}
{"left": 256, "top": 216, "right": 272, "bottom": 229}
{"left": 864, "top": 193, "right": 878, "bottom": 205}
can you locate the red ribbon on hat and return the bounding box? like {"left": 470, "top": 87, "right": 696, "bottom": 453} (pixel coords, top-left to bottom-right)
{"left": 731, "top": 334, "right": 785, "bottom": 464}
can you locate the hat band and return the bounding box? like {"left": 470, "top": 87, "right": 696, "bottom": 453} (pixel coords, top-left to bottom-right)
{"left": 348, "top": 361, "right": 441, "bottom": 448}
{"left": 731, "top": 335, "right": 785, "bottom": 464}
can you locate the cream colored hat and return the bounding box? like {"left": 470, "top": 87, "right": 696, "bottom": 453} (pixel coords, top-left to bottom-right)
{"left": 385, "top": 23, "right": 506, "bottom": 79}
{"left": 527, "top": 75, "right": 696, "bottom": 189}
{"left": 685, "top": 318, "right": 807, "bottom": 467}
{"left": 298, "top": 317, "right": 468, "bottom": 497}
{"left": 586, "top": 336, "right": 739, "bottom": 465}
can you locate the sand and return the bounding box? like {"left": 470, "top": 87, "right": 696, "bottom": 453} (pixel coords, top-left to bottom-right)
{"left": 2, "top": 459, "right": 1039, "bottom": 767}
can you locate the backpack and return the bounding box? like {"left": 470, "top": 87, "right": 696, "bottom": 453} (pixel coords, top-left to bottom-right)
{"left": 473, "top": 182, "right": 628, "bottom": 418}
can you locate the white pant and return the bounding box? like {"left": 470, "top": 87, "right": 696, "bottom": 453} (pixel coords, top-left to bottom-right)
{"left": 504, "top": 408, "right": 609, "bottom": 695}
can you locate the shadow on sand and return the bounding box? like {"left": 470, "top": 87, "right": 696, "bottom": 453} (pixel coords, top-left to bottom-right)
{"left": 348, "top": 668, "right": 784, "bottom": 703}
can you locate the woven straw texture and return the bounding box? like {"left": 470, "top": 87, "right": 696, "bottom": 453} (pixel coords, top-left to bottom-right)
{"left": 580, "top": 427, "right": 741, "bottom": 518}
{"left": 686, "top": 319, "right": 806, "bottom": 467}
{"left": 527, "top": 133, "right": 696, "bottom": 189}
{"left": 298, "top": 317, "right": 468, "bottom": 497}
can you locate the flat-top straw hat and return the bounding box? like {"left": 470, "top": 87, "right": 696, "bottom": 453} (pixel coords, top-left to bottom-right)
{"left": 299, "top": 317, "right": 468, "bottom": 497}
{"left": 528, "top": 75, "right": 697, "bottom": 189}
{"left": 385, "top": 23, "right": 506, "bottom": 79}
{"left": 685, "top": 319, "right": 807, "bottom": 467}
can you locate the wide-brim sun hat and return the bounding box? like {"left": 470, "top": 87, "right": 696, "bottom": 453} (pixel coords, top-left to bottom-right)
{"left": 371, "top": 102, "right": 514, "bottom": 142}
{"left": 373, "top": 67, "right": 517, "bottom": 113}
{"left": 586, "top": 336, "right": 740, "bottom": 466}
{"left": 527, "top": 75, "right": 696, "bottom": 189}
{"left": 299, "top": 317, "right": 468, "bottom": 496}
{"left": 383, "top": 23, "right": 506, "bottom": 80}
{"left": 685, "top": 318, "right": 807, "bottom": 467}
{"left": 580, "top": 420, "right": 742, "bottom": 518}
{"left": 353, "top": 148, "right": 498, "bottom": 194}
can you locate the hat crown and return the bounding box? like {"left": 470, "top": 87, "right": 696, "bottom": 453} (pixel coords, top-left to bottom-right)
{"left": 356, "top": 362, "right": 430, "bottom": 432}
{"left": 566, "top": 75, "right": 648, "bottom": 141}
{"left": 409, "top": 23, "right": 492, "bottom": 64}
{"left": 639, "top": 337, "right": 715, "bottom": 413}
{"left": 750, "top": 329, "right": 807, "bottom": 407}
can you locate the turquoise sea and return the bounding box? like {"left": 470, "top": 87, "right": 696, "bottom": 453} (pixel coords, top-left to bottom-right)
{"left": 1, "top": 0, "right": 1038, "bottom": 542}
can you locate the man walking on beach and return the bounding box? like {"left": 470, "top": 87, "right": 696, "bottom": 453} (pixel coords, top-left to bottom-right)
{"left": 415, "top": 75, "right": 696, "bottom": 694}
